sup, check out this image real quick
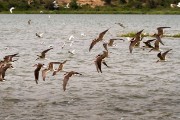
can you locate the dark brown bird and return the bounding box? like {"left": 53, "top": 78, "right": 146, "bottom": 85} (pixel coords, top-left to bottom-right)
{"left": 89, "top": 28, "right": 110, "bottom": 51}
{"left": 3, "top": 53, "right": 19, "bottom": 63}
{"left": 52, "top": 60, "right": 68, "bottom": 76}
{"left": 157, "top": 27, "right": 171, "bottom": 37}
{"left": 149, "top": 39, "right": 161, "bottom": 52}
{"left": 28, "top": 19, "right": 31, "bottom": 25}
{"left": 156, "top": 49, "right": 172, "bottom": 62}
{"left": 34, "top": 63, "right": 44, "bottom": 84}
{"left": 36, "top": 48, "right": 53, "bottom": 60}
{"left": 0, "top": 63, "right": 13, "bottom": 81}
{"left": 129, "top": 29, "right": 144, "bottom": 53}
{"left": 94, "top": 51, "right": 109, "bottom": 73}
{"left": 63, "top": 71, "right": 82, "bottom": 91}
{"left": 107, "top": 38, "right": 124, "bottom": 47}
{"left": 142, "top": 39, "right": 156, "bottom": 49}
{"left": 42, "top": 62, "right": 63, "bottom": 81}
{"left": 115, "top": 23, "right": 125, "bottom": 28}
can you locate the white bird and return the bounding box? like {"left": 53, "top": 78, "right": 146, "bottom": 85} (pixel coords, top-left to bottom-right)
{"left": 69, "top": 35, "right": 74, "bottom": 41}
{"left": 61, "top": 42, "right": 66, "bottom": 49}
{"left": 70, "top": 41, "right": 74, "bottom": 46}
{"left": 9, "top": 7, "right": 15, "bottom": 14}
{"left": 53, "top": 0, "right": 56, "bottom": 4}
{"left": 64, "top": 3, "right": 70, "bottom": 8}
{"left": 177, "top": 2, "right": 180, "bottom": 7}
{"left": 68, "top": 50, "right": 75, "bottom": 55}
{"left": 81, "top": 32, "right": 86, "bottom": 37}
{"left": 40, "top": 11, "right": 43, "bottom": 13}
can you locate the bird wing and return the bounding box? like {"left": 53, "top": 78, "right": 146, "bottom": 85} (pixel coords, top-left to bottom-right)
{"left": 102, "top": 60, "right": 109, "bottom": 68}
{"left": 42, "top": 69, "right": 49, "bottom": 81}
{"left": 98, "top": 28, "right": 110, "bottom": 41}
{"left": 129, "top": 40, "right": 137, "bottom": 53}
{"left": 89, "top": 39, "right": 97, "bottom": 51}
{"left": 96, "top": 57, "right": 102, "bottom": 73}
{"left": 136, "top": 29, "right": 144, "bottom": 36}
{"left": 63, "top": 76, "right": 69, "bottom": 91}
{"left": 162, "top": 49, "right": 172, "bottom": 59}
{"left": 34, "top": 70, "right": 39, "bottom": 84}
{"left": 146, "top": 39, "right": 156, "bottom": 44}
{"left": 41, "top": 48, "right": 53, "bottom": 56}
{"left": 157, "top": 27, "right": 170, "bottom": 36}
{"left": 103, "top": 43, "right": 108, "bottom": 51}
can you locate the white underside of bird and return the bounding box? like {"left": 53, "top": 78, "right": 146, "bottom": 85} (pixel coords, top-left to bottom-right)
{"left": 9, "top": 7, "right": 15, "bottom": 13}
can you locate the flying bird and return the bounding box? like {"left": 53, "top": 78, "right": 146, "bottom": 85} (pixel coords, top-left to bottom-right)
{"left": 34, "top": 63, "right": 44, "bottom": 84}
{"left": 94, "top": 51, "right": 109, "bottom": 73}
{"left": 142, "top": 39, "right": 156, "bottom": 49}
{"left": 42, "top": 62, "right": 62, "bottom": 81}
{"left": 0, "top": 63, "right": 13, "bottom": 81}
{"left": 64, "top": 3, "right": 70, "bottom": 8}
{"left": 3, "top": 53, "right": 19, "bottom": 63}
{"left": 89, "top": 28, "right": 110, "bottom": 51}
{"left": 28, "top": 19, "right": 31, "bottom": 25}
{"left": 157, "top": 27, "right": 171, "bottom": 37}
{"left": 115, "top": 23, "right": 125, "bottom": 28}
{"left": 53, "top": 60, "right": 68, "bottom": 76}
{"left": 36, "top": 33, "right": 44, "bottom": 38}
{"left": 129, "top": 29, "right": 143, "bottom": 53}
{"left": 156, "top": 49, "right": 172, "bottom": 62}
{"left": 9, "top": 7, "right": 15, "bottom": 14}
{"left": 107, "top": 38, "right": 124, "bottom": 47}
{"left": 63, "top": 71, "right": 82, "bottom": 91}
{"left": 36, "top": 48, "right": 53, "bottom": 60}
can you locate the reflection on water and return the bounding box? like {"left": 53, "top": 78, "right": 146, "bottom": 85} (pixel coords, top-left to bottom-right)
{"left": 0, "top": 14, "right": 180, "bottom": 120}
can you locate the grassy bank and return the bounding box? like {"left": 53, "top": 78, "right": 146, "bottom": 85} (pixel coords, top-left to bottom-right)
{"left": 119, "top": 32, "right": 180, "bottom": 38}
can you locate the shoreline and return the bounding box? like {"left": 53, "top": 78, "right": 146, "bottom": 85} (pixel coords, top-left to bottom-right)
{"left": 0, "top": 9, "right": 180, "bottom": 14}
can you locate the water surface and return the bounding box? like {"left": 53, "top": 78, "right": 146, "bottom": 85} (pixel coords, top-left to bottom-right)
{"left": 0, "top": 14, "right": 180, "bottom": 120}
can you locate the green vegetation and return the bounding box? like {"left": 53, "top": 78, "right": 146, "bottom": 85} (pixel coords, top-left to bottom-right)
{"left": 119, "top": 32, "right": 180, "bottom": 38}
{"left": 0, "top": 0, "right": 180, "bottom": 14}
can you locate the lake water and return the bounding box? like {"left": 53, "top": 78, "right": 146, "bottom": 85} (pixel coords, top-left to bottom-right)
{"left": 0, "top": 14, "right": 180, "bottom": 120}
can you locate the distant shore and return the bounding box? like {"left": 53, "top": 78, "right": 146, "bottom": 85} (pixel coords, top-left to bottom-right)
{"left": 0, "top": 8, "right": 180, "bottom": 14}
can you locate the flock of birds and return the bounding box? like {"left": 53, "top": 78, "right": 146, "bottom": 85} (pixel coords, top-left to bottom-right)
{"left": 0, "top": 18, "right": 173, "bottom": 91}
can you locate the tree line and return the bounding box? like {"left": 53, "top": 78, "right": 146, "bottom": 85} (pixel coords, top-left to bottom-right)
{"left": 0, "top": 0, "right": 179, "bottom": 12}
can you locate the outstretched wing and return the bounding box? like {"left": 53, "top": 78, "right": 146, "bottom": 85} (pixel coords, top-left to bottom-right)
{"left": 162, "top": 49, "right": 172, "bottom": 59}
{"left": 41, "top": 48, "right": 53, "bottom": 56}
{"left": 63, "top": 76, "right": 69, "bottom": 91}
{"left": 98, "top": 28, "right": 110, "bottom": 41}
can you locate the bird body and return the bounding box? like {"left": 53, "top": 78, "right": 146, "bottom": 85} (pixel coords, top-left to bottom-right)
{"left": 0, "top": 63, "right": 13, "bottom": 81}
{"left": 157, "top": 49, "right": 172, "bottom": 62}
{"left": 129, "top": 30, "right": 143, "bottom": 53}
{"left": 53, "top": 60, "right": 67, "bottom": 76}
{"left": 63, "top": 71, "right": 82, "bottom": 91}
{"left": 36, "top": 33, "right": 44, "bottom": 38}
{"left": 36, "top": 48, "right": 53, "bottom": 60}
{"left": 142, "top": 39, "right": 156, "bottom": 49}
{"left": 34, "top": 63, "right": 44, "bottom": 84}
{"left": 94, "top": 51, "right": 109, "bottom": 73}
{"left": 42, "top": 62, "right": 63, "bottom": 81}
{"left": 149, "top": 39, "right": 161, "bottom": 52}
{"left": 89, "top": 28, "right": 110, "bottom": 51}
